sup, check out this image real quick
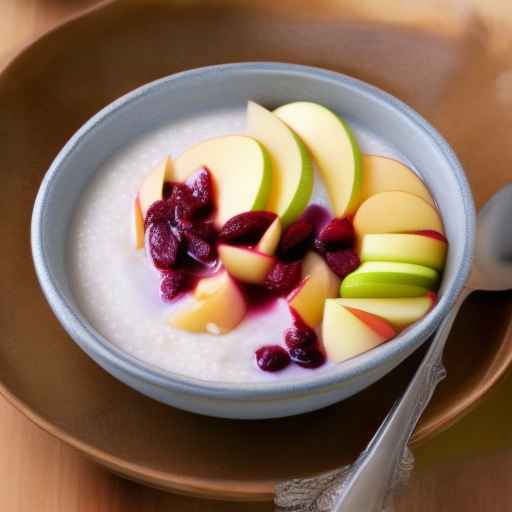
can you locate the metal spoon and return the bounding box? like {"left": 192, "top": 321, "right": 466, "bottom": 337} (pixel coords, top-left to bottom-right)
{"left": 274, "top": 183, "right": 512, "bottom": 512}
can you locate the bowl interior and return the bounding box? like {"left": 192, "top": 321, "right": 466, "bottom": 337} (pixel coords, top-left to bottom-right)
{"left": 33, "top": 63, "right": 474, "bottom": 391}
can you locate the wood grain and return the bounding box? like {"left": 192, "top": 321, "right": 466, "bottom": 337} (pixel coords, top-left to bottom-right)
{"left": 1, "top": 1, "right": 512, "bottom": 511}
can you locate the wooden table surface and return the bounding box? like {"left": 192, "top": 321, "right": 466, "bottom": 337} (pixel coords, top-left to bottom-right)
{"left": 2, "top": 1, "right": 512, "bottom": 511}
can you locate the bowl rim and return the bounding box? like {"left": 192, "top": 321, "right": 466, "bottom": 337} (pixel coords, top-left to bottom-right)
{"left": 31, "top": 61, "right": 476, "bottom": 399}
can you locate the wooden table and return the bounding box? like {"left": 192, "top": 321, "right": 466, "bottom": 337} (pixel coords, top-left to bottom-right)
{"left": 1, "top": 2, "right": 512, "bottom": 510}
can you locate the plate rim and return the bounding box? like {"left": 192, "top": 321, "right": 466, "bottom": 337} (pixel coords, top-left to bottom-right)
{"left": 1, "top": 0, "right": 511, "bottom": 501}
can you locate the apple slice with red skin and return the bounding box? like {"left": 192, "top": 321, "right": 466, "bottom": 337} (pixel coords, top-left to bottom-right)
{"left": 359, "top": 232, "right": 447, "bottom": 270}
{"left": 335, "top": 294, "right": 436, "bottom": 329}
{"left": 353, "top": 191, "right": 444, "bottom": 237}
{"left": 322, "top": 300, "right": 396, "bottom": 363}
{"left": 287, "top": 252, "right": 339, "bottom": 328}
{"left": 218, "top": 244, "right": 275, "bottom": 284}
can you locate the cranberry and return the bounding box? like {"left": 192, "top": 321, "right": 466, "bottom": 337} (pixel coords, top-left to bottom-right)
{"left": 184, "top": 232, "right": 216, "bottom": 263}
{"left": 285, "top": 323, "right": 317, "bottom": 350}
{"left": 255, "top": 345, "right": 290, "bottom": 372}
{"left": 160, "top": 270, "right": 187, "bottom": 301}
{"left": 219, "top": 211, "right": 277, "bottom": 244}
{"left": 186, "top": 167, "right": 213, "bottom": 211}
{"left": 168, "top": 183, "right": 200, "bottom": 224}
{"left": 263, "top": 261, "right": 302, "bottom": 295}
{"left": 317, "top": 217, "right": 355, "bottom": 248}
{"left": 144, "top": 199, "right": 173, "bottom": 230}
{"left": 278, "top": 220, "right": 313, "bottom": 260}
{"left": 148, "top": 221, "right": 180, "bottom": 269}
{"left": 313, "top": 238, "right": 328, "bottom": 255}
{"left": 162, "top": 181, "right": 174, "bottom": 199}
{"left": 289, "top": 345, "right": 325, "bottom": 369}
{"left": 325, "top": 249, "right": 360, "bottom": 279}
{"left": 300, "top": 204, "right": 331, "bottom": 235}
{"left": 189, "top": 220, "right": 218, "bottom": 242}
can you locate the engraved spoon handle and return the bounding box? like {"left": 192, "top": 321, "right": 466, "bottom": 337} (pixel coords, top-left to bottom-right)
{"left": 332, "top": 288, "right": 471, "bottom": 512}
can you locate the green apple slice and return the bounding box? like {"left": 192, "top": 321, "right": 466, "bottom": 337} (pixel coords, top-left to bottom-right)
{"left": 218, "top": 244, "right": 275, "bottom": 284}
{"left": 274, "top": 101, "right": 362, "bottom": 217}
{"left": 340, "top": 261, "right": 439, "bottom": 298}
{"left": 257, "top": 218, "right": 282, "bottom": 255}
{"left": 174, "top": 135, "right": 271, "bottom": 227}
{"left": 335, "top": 295, "right": 435, "bottom": 329}
{"left": 247, "top": 101, "right": 312, "bottom": 226}
{"left": 360, "top": 233, "right": 447, "bottom": 270}
{"left": 322, "top": 301, "right": 396, "bottom": 363}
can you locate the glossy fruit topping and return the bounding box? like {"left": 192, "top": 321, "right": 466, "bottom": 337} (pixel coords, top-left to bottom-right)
{"left": 263, "top": 261, "right": 302, "bottom": 295}
{"left": 325, "top": 249, "right": 360, "bottom": 279}
{"left": 278, "top": 220, "right": 313, "bottom": 260}
{"left": 219, "top": 211, "right": 277, "bottom": 244}
{"left": 148, "top": 221, "right": 180, "bottom": 269}
{"left": 255, "top": 345, "right": 291, "bottom": 372}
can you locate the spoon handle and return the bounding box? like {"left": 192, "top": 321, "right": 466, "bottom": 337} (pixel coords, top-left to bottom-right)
{"left": 331, "top": 289, "right": 470, "bottom": 512}
{"left": 274, "top": 289, "right": 470, "bottom": 512}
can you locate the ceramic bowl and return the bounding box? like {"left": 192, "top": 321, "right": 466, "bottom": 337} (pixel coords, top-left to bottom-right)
{"left": 31, "top": 62, "right": 475, "bottom": 419}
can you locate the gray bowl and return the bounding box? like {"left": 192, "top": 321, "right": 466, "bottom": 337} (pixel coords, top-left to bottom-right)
{"left": 31, "top": 63, "right": 475, "bottom": 419}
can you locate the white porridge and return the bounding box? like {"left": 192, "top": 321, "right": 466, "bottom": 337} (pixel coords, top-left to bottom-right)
{"left": 68, "top": 107, "right": 417, "bottom": 383}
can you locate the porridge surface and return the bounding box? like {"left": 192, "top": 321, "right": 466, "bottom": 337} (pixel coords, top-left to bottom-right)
{"left": 68, "top": 108, "right": 411, "bottom": 382}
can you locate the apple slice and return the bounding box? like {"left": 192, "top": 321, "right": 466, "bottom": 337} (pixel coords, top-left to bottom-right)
{"left": 218, "top": 244, "right": 275, "bottom": 284}
{"left": 360, "top": 233, "right": 447, "bottom": 270}
{"left": 334, "top": 295, "right": 434, "bottom": 329}
{"left": 174, "top": 135, "right": 272, "bottom": 227}
{"left": 132, "top": 198, "right": 145, "bottom": 249}
{"left": 274, "top": 101, "right": 362, "bottom": 217}
{"left": 257, "top": 218, "right": 282, "bottom": 255}
{"left": 247, "top": 101, "right": 313, "bottom": 226}
{"left": 359, "top": 155, "right": 434, "bottom": 206}
{"left": 353, "top": 191, "right": 444, "bottom": 237}
{"left": 169, "top": 272, "right": 246, "bottom": 334}
{"left": 322, "top": 300, "right": 396, "bottom": 363}
{"left": 340, "top": 261, "right": 439, "bottom": 298}
{"left": 138, "top": 156, "right": 173, "bottom": 218}
{"left": 287, "top": 252, "right": 339, "bottom": 327}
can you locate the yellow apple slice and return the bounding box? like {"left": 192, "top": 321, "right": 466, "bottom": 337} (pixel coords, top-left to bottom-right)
{"left": 287, "top": 252, "right": 339, "bottom": 327}
{"left": 256, "top": 218, "right": 282, "bottom": 255}
{"left": 132, "top": 198, "right": 145, "bottom": 249}
{"left": 353, "top": 191, "right": 444, "bottom": 237}
{"left": 359, "top": 155, "right": 434, "bottom": 206}
{"left": 274, "top": 101, "right": 362, "bottom": 217}
{"left": 334, "top": 295, "right": 435, "bottom": 329}
{"left": 174, "top": 135, "right": 271, "bottom": 228}
{"left": 138, "top": 156, "right": 173, "bottom": 218}
{"left": 169, "top": 273, "right": 246, "bottom": 334}
{"left": 322, "top": 301, "right": 396, "bottom": 363}
{"left": 218, "top": 244, "right": 275, "bottom": 284}
{"left": 247, "top": 101, "right": 313, "bottom": 226}
{"left": 360, "top": 233, "right": 447, "bottom": 270}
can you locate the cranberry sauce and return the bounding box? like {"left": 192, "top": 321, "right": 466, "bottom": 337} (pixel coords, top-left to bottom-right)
{"left": 143, "top": 167, "right": 218, "bottom": 300}
{"left": 142, "top": 187, "right": 348, "bottom": 373}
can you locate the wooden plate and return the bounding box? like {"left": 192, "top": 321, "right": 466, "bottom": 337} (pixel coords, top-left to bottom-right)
{"left": 1, "top": 0, "right": 511, "bottom": 501}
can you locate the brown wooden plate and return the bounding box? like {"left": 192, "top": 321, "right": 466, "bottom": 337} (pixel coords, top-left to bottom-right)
{"left": 1, "top": 0, "right": 511, "bottom": 501}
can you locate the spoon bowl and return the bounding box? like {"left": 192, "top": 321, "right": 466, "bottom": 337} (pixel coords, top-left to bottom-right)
{"left": 296, "top": 183, "right": 512, "bottom": 512}
{"left": 472, "top": 183, "right": 512, "bottom": 291}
